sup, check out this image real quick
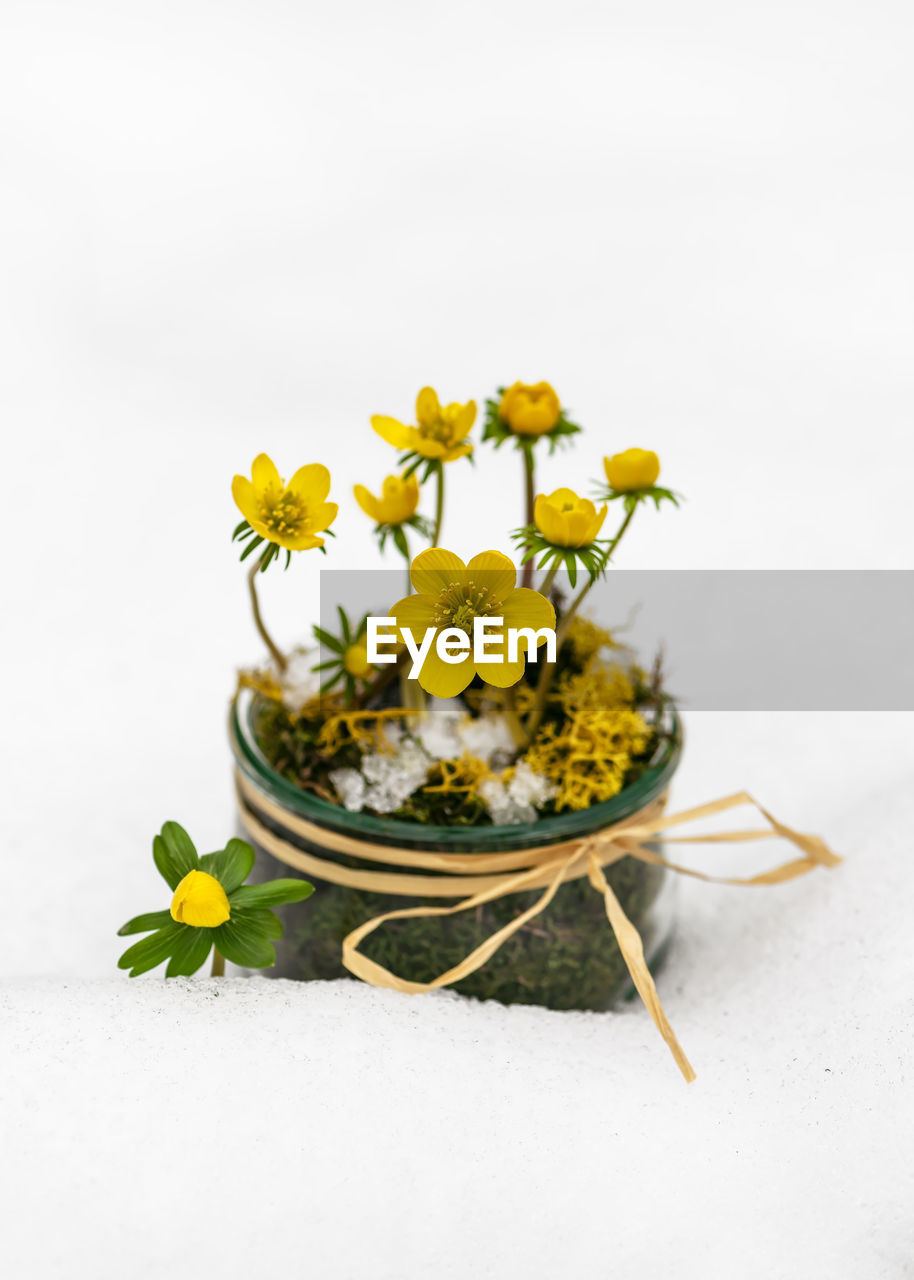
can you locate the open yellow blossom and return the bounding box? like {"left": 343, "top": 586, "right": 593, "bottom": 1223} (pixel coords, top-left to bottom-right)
{"left": 604, "top": 449, "right": 660, "bottom": 492}
{"left": 371, "top": 387, "right": 475, "bottom": 463}
{"left": 233, "top": 453, "right": 338, "bottom": 550}
{"left": 170, "top": 870, "right": 231, "bottom": 928}
{"left": 389, "top": 548, "right": 555, "bottom": 698}
{"left": 534, "top": 487, "right": 608, "bottom": 548}
{"left": 344, "top": 642, "right": 372, "bottom": 679}
{"left": 499, "top": 382, "right": 561, "bottom": 437}
{"left": 353, "top": 474, "right": 420, "bottom": 526}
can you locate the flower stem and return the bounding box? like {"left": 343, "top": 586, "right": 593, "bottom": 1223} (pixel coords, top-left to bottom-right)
{"left": 502, "top": 685, "right": 528, "bottom": 750}
{"left": 539, "top": 563, "right": 559, "bottom": 598}
{"left": 523, "top": 504, "right": 639, "bottom": 740}
{"left": 432, "top": 462, "right": 445, "bottom": 545}
{"left": 211, "top": 947, "right": 225, "bottom": 978}
{"left": 521, "top": 446, "right": 536, "bottom": 588}
{"left": 248, "top": 554, "right": 287, "bottom": 673}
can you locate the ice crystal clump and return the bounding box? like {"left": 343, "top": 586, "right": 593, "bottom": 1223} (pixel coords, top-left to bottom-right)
{"left": 330, "top": 740, "right": 431, "bottom": 815}
{"left": 478, "top": 762, "right": 558, "bottom": 825}
{"left": 280, "top": 650, "right": 321, "bottom": 713}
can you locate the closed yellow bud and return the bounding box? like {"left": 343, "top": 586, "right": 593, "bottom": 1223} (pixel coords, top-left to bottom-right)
{"left": 344, "top": 642, "right": 372, "bottom": 678}
{"left": 603, "top": 449, "right": 660, "bottom": 492}
{"left": 534, "top": 488, "right": 607, "bottom": 548}
{"left": 170, "top": 871, "right": 231, "bottom": 928}
{"left": 499, "top": 382, "right": 561, "bottom": 437}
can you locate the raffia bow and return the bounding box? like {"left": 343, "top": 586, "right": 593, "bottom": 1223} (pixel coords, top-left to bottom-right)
{"left": 234, "top": 770, "right": 840, "bottom": 1082}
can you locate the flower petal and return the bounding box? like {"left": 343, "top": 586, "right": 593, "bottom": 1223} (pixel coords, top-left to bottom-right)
{"left": 417, "top": 643, "right": 475, "bottom": 699}
{"left": 450, "top": 401, "right": 477, "bottom": 443}
{"left": 353, "top": 484, "right": 380, "bottom": 522}
{"left": 499, "top": 588, "right": 556, "bottom": 637}
{"left": 251, "top": 453, "right": 281, "bottom": 491}
{"left": 287, "top": 463, "right": 331, "bottom": 503}
{"left": 410, "top": 547, "right": 467, "bottom": 595}
{"left": 465, "top": 550, "right": 516, "bottom": 604}
{"left": 309, "top": 501, "right": 338, "bottom": 533}
{"left": 416, "top": 386, "right": 440, "bottom": 428}
{"left": 372, "top": 416, "right": 411, "bottom": 449}
{"left": 232, "top": 475, "right": 258, "bottom": 524}
{"left": 476, "top": 648, "right": 526, "bottom": 689}
{"left": 389, "top": 593, "right": 438, "bottom": 633}
{"left": 534, "top": 495, "right": 565, "bottom": 545}
{"left": 414, "top": 437, "right": 446, "bottom": 459}
{"left": 441, "top": 442, "right": 473, "bottom": 463}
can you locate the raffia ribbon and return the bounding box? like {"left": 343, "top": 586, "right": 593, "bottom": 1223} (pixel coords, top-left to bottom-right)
{"left": 234, "top": 769, "right": 840, "bottom": 1082}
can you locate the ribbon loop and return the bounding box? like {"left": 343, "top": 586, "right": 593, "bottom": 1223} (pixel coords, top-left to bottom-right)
{"left": 235, "top": 770, "right": 840, "bottom": 1081}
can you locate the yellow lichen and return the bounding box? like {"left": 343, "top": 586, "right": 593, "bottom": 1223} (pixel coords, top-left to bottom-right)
{"left": 522, "top": 705, "right": 650, "bottom": 812}
{"left": 552, "top": 663, "right": 635, "bottom": 715}
{"left": 423, "top": 755, "right": 493, "bottom": 794}
{"left": 317, "top": 707, "right": 418, "bottom": 756}
{"left": 564, "top": 616, "right": 616, "bottom": 665}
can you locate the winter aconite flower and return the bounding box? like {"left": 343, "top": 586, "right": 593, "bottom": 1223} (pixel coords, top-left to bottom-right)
{"left": 389, "top": 548, "right": 555, "bottom": 698}
{"left": 117, "top": 822, "right": 313, "bottom": 977}
{"left": 534, "top": 487, "right": 608, "bottom": 548}
{"left": 233, "top": 453, "right": 338, "bottom": 552}
{"left": 344, "top": 642, "right": 372, "bottom": 678}
{"left": 499, "top": 382, "right": 561, "bottom": 437}
{"left": 372, "top": 387, "right": 475, "bottom": 464}
{"left": 354, "top": 474, "right": 420, "bottom": 526}
{"left": 170, "top": 870, "right": 231, "bottom": 927}
{"left": 603, "top": 449, "right": 661, "bottom": 493}
{"left": 482, "top": 382, "right": 580, "bottom": 454}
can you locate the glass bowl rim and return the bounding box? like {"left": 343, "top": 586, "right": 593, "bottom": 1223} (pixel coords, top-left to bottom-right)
{"left": 229, "top": 687, "right": 683, "bottom": 850}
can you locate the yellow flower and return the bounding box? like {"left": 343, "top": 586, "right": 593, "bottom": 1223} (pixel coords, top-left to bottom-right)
{"left": 233, "top": 453, "right": 338, "bottom": 551}
{"left": 371, "top": 387, "right": 475, "bottom": 463}
{"left": 169, "top": 870, "right": 231, "bottom": 928}
{"left": 389, "top": 548, "right": 555, "bottom": 698}
{"left": 499, "top": 382, "right": 561, "bottom": 437}
{"left": 603, "top": 449, "right": 660, "bottom": 492}
{"left": 344, "top": 642, "right": 372, "bottom": 679}
{"left": 534, "top": 487, "right": 607, "bottom": 548}
{"left": 353, "top": 473, "right": 420, "bottom": 526}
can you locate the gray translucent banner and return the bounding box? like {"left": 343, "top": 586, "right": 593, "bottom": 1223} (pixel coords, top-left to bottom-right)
{"left": 318, "top": 569, "right": 914, "bottom": 710}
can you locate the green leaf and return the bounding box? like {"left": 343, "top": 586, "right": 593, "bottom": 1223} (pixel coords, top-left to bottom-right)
{"left": 213, "top": 910, "right": 278, "bottom": 969}
{"left": 118, "top": 922, "right": 186, "bottom": 977}
{"left": 153, "top": 822, "right": 199, "bottom": 890}
{"left": 232, "top": 519, "right": 252, "bottom": 541}
{"left": 117, "top": 909, "right": 173, "bottom": 937}
{"left": 165, "top": 925, "right": 215, "bottom": 977}
{"left": 312, "top": 626, "right": 344, "bottom": 655}
{"left": 337, "top": 606, "right": 351, "bottom": 644}
{"left": 229, "top": 879, "right": 314, "bottom": 909}
{"left": 239, "top": 534, "right": 265, "bottom": 562}
{"left": 392, "top": 525, "right": 409, "bottom": 559}
{"left": 199, "top": 839, "right": 256, "bottom": 894}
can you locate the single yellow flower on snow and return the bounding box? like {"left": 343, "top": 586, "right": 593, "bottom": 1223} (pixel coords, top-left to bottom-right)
{"left": 603, "top": 449, "right": 660, "bottom": 492}
{"left": 499, "top": 382, "right": 561, "bottom": 437}
{"left": 170, "top": 870, "right": 231, "bottom": 928}
{"left": 389, "top": 548, "right": 555, "bottom": 698}
{"left": 344, "top": 642, "right": 372, "bottom": 679}
{"left": 534, "top": 487, "right": 608, "bottom": 548}
{"left": 353, "top": 473, "right": 420, "bottom": 526}
{"left": 232, "top": 454, "right": 338, "bottom": 551}
{"left": 371, "top": 387, "right": 475, "bottom": 463}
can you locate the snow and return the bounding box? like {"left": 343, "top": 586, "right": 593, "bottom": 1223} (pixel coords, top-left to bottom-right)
{"left": 3, "top": 0, "right": 913, "bottom": 1275}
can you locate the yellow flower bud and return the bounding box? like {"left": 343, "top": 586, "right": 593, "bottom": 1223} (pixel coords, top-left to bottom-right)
{"left": 344, "top": 642, "right": 372, "bottom": 679}
{"left": 353, "top": 474, "right": 420, "bottom": 526}
{"left": 534, "top": 488, "right": 607, "bottom": 548}
{"left": 499, "top": 382, "right": 561, "bottom": 437}
{"left": 603, "top": 449, "right": 660, "bottom": 492}
{"left": 170, "top": 871, "right": 231, "bottom": 928}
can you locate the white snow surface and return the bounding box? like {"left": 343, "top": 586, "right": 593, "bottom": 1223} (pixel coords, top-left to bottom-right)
{"left": 2, "top": 0, "right": 914, "bottom": 1275}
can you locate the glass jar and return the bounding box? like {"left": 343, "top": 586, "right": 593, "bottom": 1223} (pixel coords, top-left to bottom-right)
{"left": 229, "top": 689, "right": 683, "bottom": 1011}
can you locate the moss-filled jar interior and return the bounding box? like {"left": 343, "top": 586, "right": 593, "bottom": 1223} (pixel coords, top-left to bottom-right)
{"left": 230, "top": 689, "right": 683, "bottom": 1011}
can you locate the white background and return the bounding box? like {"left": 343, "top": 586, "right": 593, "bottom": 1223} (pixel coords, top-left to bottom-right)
{"left": 1, "top": 2, "right": 912, "bottom": 1277}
